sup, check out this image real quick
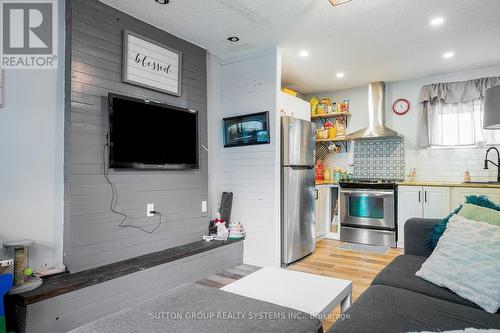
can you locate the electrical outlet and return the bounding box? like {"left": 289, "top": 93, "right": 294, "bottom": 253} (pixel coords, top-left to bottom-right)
{"left": 147, "top": 203, "right": 155, "bottom": 217}
{"left": 201, "top": 201, "right": 207, "bottom": 213}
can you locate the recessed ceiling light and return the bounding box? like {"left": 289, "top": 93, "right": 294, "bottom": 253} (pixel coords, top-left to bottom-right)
{"left": 443, "top": 51, "right": 455, "bottom": 59}
{"left": 336, "top": 72, "right": 345, "bottom": 78}
{"left": 227, "top": 36, "right": 240, "bottom": 43}
{"left": 155, "top": 0, "right": 169, "bottom": 4}
{"left": 299, "top": 50, "right": 309, "bottom": 58}
{"left": 329, "top": 0, "right": 352, "bottom": 6}
{"left": 430, "top": 17, "right": 444, "bottom": 26}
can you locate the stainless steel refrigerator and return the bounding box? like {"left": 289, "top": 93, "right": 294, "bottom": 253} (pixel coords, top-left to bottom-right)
{"left": 281, "top": 116, "right": 316, "bottom": 266}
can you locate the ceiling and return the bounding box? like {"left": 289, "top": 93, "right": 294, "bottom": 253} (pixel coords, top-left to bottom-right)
{"left": 101, "top": 0, "right": 500, "bottom": 94}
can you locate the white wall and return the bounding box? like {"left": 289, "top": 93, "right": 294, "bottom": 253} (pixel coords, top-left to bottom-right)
{"left": 0, "top": 0, "right": 65, "bottom": 271}
{"left": 208, "top": 47, "right": 281, "bottom": 267}
{"left": 207, "top": 53, "right": 223, "bottom": 217}
{"left": 309, "top": 65, "right": 500, "bottom": 182}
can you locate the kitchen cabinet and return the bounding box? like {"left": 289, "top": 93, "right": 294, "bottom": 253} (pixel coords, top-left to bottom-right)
{"left": 315, "top": 185, "right": 340, "bottom": 240}
{"left": 397, "top": 186, "right": 450, "bottom": 248}
{"left": 279, "top": 92, "right": 310, "bottom": 121}
{"left": 451, "top": 187, "right": 500, "bottom": 208}
{"left": 315, "top": 186, "right": 330, "bottom": 239}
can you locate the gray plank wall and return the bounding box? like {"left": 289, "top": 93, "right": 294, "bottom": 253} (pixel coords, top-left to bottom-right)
{"left": 64, "top": 0, "right": 208, "bottom": 272}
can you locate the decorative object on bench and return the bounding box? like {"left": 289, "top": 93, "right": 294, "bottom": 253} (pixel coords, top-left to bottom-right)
{"left": 220, "top": 192, "right": 233, "bottom": 226}
{"left": 2, "top": 240, "right": 42, "bottom": 295}
{"left": 209, "top": 212, "right": 226, "bottom": 236}
{"left": 428, "top": 195, "right": 500, "bottom": 250}
{"left": 122, "top": 30, "right": 182, "bottom": 96}
{"left": 214, "top": 219, "right": 229, "bottom": 241}
{"left": 228, "top": 221, "right": 246, "bottom": 240}
{"left": 417, "top": 214, "right": 500, "bottom": 313}
{"left": 223, "top": 112, "right": 270, "bottom": 148}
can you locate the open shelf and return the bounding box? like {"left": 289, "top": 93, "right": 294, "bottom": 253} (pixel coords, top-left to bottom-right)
{"left": 311, "top": 112, "right": 352, "bottom": 120}
{"left": 315, "top": 138, "right": 350, "bottom": 142}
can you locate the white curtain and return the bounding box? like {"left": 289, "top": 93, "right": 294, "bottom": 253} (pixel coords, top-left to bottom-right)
{"left": 427, "top": 98, "right": 500, "bottom": 147}
{"left": 418, "top": 77, "right": 500, "bottom": 148}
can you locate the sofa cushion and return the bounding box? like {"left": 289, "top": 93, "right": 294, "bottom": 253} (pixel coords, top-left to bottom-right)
{"left": 328, "top": 285, "right": 500, "bottom": 333}
{"left": 416, "top": 214, "right": 500, "bottom": 314}
{"left": 372, "top": 255, "right": 492, "bottom": 311}
{"left": 70, "top": 283, "right": 322, "bottom": 333}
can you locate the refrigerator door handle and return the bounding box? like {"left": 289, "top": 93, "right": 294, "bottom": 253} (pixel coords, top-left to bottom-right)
{"left": 286, "top": 165, "right": 315, "bottom": 170}
{"left": 314, "top": 189, "right": 318, "bottom": 200}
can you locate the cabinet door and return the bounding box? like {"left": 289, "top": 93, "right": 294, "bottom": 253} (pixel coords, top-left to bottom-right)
{"left": 451, "top": 187, "right": 500, "bottom": 208}
{"left": 423, "top": 187, "right": 451, "bottom": 219}
{"left": 315, "top": 187, "right": 330, "bottom": 238}
{"left": 397, "top": 186, "right": 423, "bottom": 247}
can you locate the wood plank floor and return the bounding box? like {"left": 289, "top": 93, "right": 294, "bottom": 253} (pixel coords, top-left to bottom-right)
{"left": 196, "top": 239, "right": 403, "bottom": 331}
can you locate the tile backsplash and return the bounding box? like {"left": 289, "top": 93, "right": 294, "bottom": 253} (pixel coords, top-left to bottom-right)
{"left": 353, "top": 138, "right": 405, "bottom": 180}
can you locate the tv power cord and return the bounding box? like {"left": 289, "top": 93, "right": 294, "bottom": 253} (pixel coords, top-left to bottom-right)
{"left": 102, "top": 138, "right": 162, "bottom": 234}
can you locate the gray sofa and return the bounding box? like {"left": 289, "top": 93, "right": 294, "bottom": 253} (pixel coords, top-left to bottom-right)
{"left": 328, "top": 218, "right": 500, "bottom": 333}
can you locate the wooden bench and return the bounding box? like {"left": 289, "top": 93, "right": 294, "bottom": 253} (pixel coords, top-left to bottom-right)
{"left": 6, "top": 239, "right": 243, "bottom": 333}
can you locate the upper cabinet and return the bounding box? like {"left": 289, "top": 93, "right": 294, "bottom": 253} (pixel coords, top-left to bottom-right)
{"left": 279, "top": 92, "right": 310, "bottom": 121}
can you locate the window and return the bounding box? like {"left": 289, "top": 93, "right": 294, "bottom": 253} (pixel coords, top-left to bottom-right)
{"left": 429, "top": 99, "right": 500, "bottom": 148}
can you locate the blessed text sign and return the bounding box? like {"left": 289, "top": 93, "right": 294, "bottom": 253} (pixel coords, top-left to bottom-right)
{"left": 123, "top": 30, "right": 182, "bottom": 96}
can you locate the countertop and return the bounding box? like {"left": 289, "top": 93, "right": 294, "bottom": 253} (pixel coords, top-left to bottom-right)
{"left": 397, "top": 181, "right": 500, "bottom": 189}
{"left": 315, "top": 180, "right": 339, "bottom": 186}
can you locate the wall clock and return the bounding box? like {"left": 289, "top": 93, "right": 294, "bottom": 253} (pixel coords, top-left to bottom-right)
{"left": 392, "top": 98, "right": 410, "bottom": 115}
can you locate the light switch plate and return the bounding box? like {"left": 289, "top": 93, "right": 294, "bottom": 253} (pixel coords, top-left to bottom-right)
{"left": 201, "top": 201, "right": 207, "bottom": 213}
{"left": 147, "top": 203, "right": 155, "bottom": 217}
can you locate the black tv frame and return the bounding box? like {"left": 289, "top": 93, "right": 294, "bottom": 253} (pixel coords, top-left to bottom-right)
{"left": 108, "top": 93, "right": 199, "bottom": 170}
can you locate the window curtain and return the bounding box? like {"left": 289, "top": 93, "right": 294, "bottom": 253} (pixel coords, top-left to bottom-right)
{"left": 418, "top": 77, "right": 500, "bottom": 148}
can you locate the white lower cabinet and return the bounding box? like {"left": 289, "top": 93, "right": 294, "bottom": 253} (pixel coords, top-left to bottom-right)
{"left": 451, "top": 187, "right": 500, "bottom": 207}
{"left": 315, "top": 187, "right": 330, "bottom": 239}
{"left": 397, "top": 186, "right": 450, "bottom": 248}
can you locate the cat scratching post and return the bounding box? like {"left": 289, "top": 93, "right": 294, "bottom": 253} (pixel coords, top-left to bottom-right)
{"left": 2, "top": 240, "right": 42, "bottom": 295}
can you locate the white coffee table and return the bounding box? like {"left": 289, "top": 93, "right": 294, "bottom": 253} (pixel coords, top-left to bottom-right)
{"left": 221, "top": 267, "right": 352, "bottom": 319}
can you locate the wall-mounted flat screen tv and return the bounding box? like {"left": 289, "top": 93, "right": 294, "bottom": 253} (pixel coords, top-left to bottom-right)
{"left": 108, "top": 93, "right": 198, "bottom": 170}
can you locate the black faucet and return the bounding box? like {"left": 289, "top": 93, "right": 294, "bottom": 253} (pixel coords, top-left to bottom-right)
{"left": 484, "top": 147, "right": 500, "bottom": 182}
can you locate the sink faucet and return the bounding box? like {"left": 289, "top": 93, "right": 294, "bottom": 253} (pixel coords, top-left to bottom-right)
{"left": 484, "top": 147, "right": 500, "bottom": 182}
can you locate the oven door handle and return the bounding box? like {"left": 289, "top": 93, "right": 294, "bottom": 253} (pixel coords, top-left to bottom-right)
{"left": 340, "top": 190, "right": 394, "bottom": 196}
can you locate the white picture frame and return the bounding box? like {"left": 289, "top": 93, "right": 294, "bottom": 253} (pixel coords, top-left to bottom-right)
{"left": 0, "top": 70, "right": 3, "bottom": 107}
{"left": 122, "top": 30, "right": 182, "bottom": 96}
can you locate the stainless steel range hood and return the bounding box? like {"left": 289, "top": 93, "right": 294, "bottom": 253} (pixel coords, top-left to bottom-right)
{"left": 346, "top": 82, "right": 402, "bottom": 140}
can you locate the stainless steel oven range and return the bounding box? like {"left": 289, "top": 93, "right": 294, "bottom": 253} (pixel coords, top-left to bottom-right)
{"left": 338, "top": 180, "right": 397, "bottom": 247}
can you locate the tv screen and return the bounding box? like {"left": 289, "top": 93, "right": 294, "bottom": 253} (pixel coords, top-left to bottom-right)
{"left": 108, "top": 93, "right": 198, "bottom": 170}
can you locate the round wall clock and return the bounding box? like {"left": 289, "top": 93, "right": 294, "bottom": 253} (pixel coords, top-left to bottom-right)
{"left": 392, "top": 98, "right": 410, "bottom": 115}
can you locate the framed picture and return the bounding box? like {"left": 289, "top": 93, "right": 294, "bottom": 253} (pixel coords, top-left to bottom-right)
{"left": 122, "top": 30, "right": 182, "bottom": 96}
{"left": 0, "top": 70, "right": 3, "bottom": 107}
{"left": 223, "top": 112, "right": 271, "bottom": 148}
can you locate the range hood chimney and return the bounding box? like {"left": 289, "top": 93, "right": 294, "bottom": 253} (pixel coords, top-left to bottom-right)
{"left": 346, "top": 82, "right": 402, "bottom": 140}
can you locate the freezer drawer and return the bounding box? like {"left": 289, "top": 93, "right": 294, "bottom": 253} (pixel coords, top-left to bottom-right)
{"left": 281, "top": 116, "right": 315, "bottom": 166}
{"left": 340, "top": 226, "right": 396, "bottom": 247}
{"left": 281, "top": 166, "right": 316, "bottom": 265}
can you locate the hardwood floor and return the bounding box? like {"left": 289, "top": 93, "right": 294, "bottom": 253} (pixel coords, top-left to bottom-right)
{"left": 196, "top": 239, "right": 403, "bottom": 331}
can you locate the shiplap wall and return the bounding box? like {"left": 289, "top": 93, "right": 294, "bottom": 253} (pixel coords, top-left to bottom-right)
{"left": 219, "top": 48, "right": 281, "bottom": 267}
{"left": 65, "top": 0, "right": 208, "bottom": 272}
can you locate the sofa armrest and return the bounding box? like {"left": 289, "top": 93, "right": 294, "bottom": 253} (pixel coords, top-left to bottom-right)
{"left": 404, "top": 218, "right": 441, "bottom": 257}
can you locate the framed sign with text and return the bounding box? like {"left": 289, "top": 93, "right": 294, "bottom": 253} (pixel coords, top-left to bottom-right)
{"left": 122, "top": 30, "right": 182, "bottom": 96}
